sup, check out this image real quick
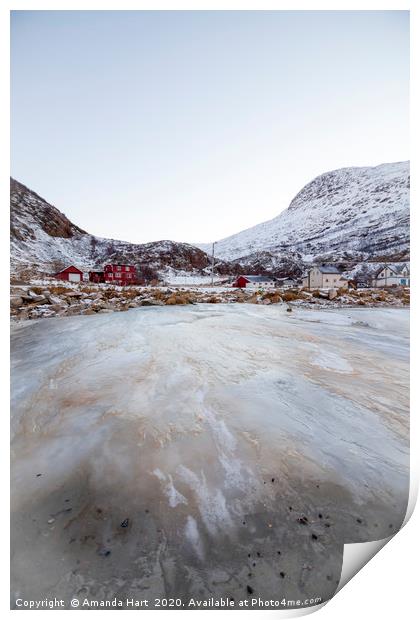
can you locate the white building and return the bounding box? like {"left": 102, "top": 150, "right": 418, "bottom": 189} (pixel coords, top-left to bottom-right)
{"left": 302, "top": 265, "right": 348, "bottom": 291}
{"left": 372, "top": 263, "right": 410, "bottom": 287}
{"left": 232, "top": 275, "right": 277, "bottom": 289}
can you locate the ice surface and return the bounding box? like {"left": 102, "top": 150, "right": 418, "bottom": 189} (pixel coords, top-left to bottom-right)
{"left": 10, "top": 305, "right": 409, "bottom": 607}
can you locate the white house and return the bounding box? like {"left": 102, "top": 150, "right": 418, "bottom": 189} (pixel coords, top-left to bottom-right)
{"left": 232, "top": 275, "right": 277, "bottom": 289}
{"left": 372, "top": 263, "right": 410, "bottom": 287}
{"left": 302, "top": 265, "right": 348, "bottom": 291}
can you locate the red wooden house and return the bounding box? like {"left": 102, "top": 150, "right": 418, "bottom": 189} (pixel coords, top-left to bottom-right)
{"left": 104, "top": 264, "right": 137, "bottom": 285}
{"left": 54, "top": 265, "right": 84, "bottom": 283}
{"left": 89, "top": 271, "right": 105, "bottom": 284}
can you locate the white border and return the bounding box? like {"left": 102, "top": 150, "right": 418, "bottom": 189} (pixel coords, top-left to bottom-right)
{"left": 2, "top": 2, "right": 417, "bottom": 619}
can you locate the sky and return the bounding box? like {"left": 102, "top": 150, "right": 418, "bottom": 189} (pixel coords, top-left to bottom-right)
{"left": 11, "top": 10, "right": 409, "bottom": 244}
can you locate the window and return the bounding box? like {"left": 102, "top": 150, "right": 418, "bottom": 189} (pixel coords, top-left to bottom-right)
{"left": 126, "top": 266, "right": 130, "bottom": 272}
{"left": 326, "top": 278, "right": 329, "bottom": 282}
{"left": 117, "top": 266, "right": 122, "bottom": 271}
{"left": 115, "top": 273, "right": 121, "bottom": 278}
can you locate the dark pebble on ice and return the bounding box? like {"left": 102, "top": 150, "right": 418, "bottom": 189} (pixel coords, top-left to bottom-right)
{"left": 356, "top": 518, "right": 362, "bottom": 523}
{"left": 248, "top": 573, "right": 252, "bottom": 578}
{"left": 247, "top": 586, "right": 254, "bottom": 595}
{"left": 145, "top": 509, "right": 149, "bottom": 513}
{"left": 121, "top": 518, "right": 129, "bottom": 528}
{"left": 98, "top": 549, "right": 111, "bottom": 557}
{"left": 318, "top": 514, "right": 323, "bottom": 519}
{"left": 252, "top": 562, "right": 256, "bottom": 567}
{"left": 248, "top": 553, "right": 251, "bottom": 557}
{"left": 36, "top": 474, "right": 42, "bottom": 477}
{"left": 280, "top": 572, "right": 286, "bottom": 578}
{"left": 289, "top": 506, "right": 293, "bottom": 511}
{"left": 256, "top": 552, "right": 261, "bottom": 557}
{"left": 326, "top": 575, "right": 332, "bottom": 581}
{"left": 311, "top": 534, "right": 318, "bottom": 540}
{"left": 389, "top": 524, "right": 393, "bottom": 528}
{"left": 297, "top": 517, "right": 308, "bottom": 525}
{"left": 242, "top": 521, "right": 246, "bottom": 525}
{"left": 324, "top": 523, "right": 331, "bottom": 528}
{"left": 271, "top": 478, "right": 275, "bottom": 483}
{"left": 277, "top": 551, "right": 281, "bottom": 555}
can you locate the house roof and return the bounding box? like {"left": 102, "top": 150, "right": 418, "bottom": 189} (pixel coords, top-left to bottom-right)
{"left": 240, "top": 275, "right": 275, "bottom": 282}
{"left": 55, "top": 265, "right": 84, "bottom": 275}
{"left": 375, "top": 263, "right": 409, "bottom": 277}
{"left": 317, "top": 265, "right": 342, "bottom": 274}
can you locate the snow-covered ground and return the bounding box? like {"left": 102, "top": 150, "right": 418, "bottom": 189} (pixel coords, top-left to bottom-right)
{"left": 11, "top": 306, "right": 409, "bottom": 608}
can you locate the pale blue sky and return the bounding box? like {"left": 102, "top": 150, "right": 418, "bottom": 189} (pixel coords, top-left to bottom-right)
{"left": 11, "top": 11, "right": 409, "bottom": 244}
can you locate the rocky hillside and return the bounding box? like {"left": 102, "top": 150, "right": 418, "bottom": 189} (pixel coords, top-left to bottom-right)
{"left": 199, "top": 161, "right": 410, "bottom": 274}
{"left": 10, "top": 179, "right": 227, "bottom": 281}
{"left": 11, "top": 160, "right": 410, "bottom": 283}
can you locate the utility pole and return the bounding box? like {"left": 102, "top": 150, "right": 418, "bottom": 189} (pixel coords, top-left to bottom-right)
{"left": 211, "top": 242, "right": 216, "bottom": 286}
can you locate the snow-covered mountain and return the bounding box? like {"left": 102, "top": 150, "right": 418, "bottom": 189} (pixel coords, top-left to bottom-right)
{"left": 10, "top": 179, "right": 221, "bottom": 281}
{"left": 11, "top": 161, "right": 410, "bottom": 283}
{"left": 199, "top": 161, "right": 410, "bottom": 269}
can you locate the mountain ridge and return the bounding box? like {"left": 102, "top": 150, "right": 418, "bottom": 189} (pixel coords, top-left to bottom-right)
{"left": 10, "top": 160, "right": 409, "bottom": 282}
{"left": 198, "top": 161, "right": 410, "bottom": 269}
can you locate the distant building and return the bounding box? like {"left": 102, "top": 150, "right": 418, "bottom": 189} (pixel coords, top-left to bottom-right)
{"left": 277, "top": 277, "right": 296, "bottom": 289}
{"left": 302, "top": 265, "right": 348, "bottom": 290}
{"left": 372, "top": 263, "right": 410, "bottom": 287}
{"left": 104, "top": 264, "right": 137, "bottom": 285}
{"left": 89, "top": 270, "right": 105, "bottom": 284}
{"left": 54, "top": 265, "right": 84, "bottom": 283}
{"left": 232, "top": 275, "right": 277, "bottom": 289}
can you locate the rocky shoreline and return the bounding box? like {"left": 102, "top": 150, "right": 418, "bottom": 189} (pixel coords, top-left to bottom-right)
{"left": 10, "top": 281, "right": 410, "bottom": 322}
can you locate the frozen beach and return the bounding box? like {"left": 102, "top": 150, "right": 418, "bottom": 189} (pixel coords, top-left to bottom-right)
{"left": 10, "top": 305, "right": 409, "bottom": 609}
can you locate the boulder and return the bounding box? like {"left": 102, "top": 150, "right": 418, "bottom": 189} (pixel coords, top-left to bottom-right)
{"left": 66, "top": 291, "right": 83, "bottom": 298}
{"left": 10, "top": 296, "right": 23, "bottom": 308}
{"left": 328, "top": 289, "right": 338, "bottom": 300}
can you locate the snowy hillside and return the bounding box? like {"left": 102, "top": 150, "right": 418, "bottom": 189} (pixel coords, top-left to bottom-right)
{"left": 199, "top": 162, "right": 410, "bottom": 266}
{"left": 10, "top": 179, "right": 220, "bottom": 280}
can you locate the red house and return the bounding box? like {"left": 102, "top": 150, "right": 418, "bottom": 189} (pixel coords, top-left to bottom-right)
{"left": 89, "top": 271, "right": 105, "bottom": 284}
{"left": 232, "top": 275, "right": 276, "bottom": 288}
{"left": 54, "top": 265, "right": 84, "bottom": 283}
{"left": 104, "top": 264, "right": 137, "bottom": 285}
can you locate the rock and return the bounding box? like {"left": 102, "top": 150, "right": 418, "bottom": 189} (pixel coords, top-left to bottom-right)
{"left": 300, "top": 291, "right": 312, "bottom": 299}
{"left": 24, "top": 294, "right": 47, "bottom": 303}
{"left": 139, "top": 298, "right": 159, "bottom": 306}
{"left": 318, "top": 290, "right": 329, "bottom": 299}
{"left": 328, "top": 289, "right": 338, "bottom": 300}
{"left": 47, "top": 295, "right": 64, "bottom": 305}
{"left": 120, "top": 518, "right": 129, "bottom": 528}
{"left": 10, "top": 296, "right": 23, "bottom": 308}
{"left": 66, "top": 291, "right": 83, "bottom": 298}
